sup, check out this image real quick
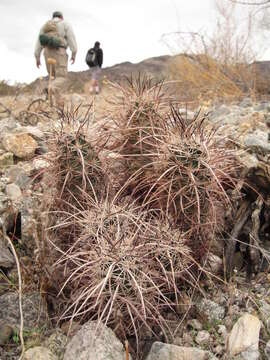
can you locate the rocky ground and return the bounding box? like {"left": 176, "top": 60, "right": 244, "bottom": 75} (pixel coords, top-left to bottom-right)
{"left": 0, "top": 86, "right": 269, "bottom": 360}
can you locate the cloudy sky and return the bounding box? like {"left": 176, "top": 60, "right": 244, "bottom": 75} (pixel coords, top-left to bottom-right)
{"left": 0, "top": 0, "right": 269, "bottom": 84}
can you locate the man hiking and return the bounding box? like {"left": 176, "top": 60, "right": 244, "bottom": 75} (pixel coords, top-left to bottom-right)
{"left": 85, "top": 41, "right": 103, "bottom": 94}
{"left": 34, "top": 11, "right": 77, "bottom": 78}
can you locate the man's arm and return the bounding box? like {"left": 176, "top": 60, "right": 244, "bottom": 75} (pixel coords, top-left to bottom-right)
{"left": 65, "top": 23, "right": 77, "bottom": 63}
{"left": 98, "top": 49, "right": 103, "bottom": 68}
{"left": 34, "top": 25, "right": 45, "bottom": 68}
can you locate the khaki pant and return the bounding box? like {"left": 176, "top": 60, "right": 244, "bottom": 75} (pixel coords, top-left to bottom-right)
{"left": 44, "top": 47, "right": 68, "bottom": 78}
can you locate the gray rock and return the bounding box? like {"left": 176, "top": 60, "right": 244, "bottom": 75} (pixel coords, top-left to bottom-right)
{"left": 0, "top": 193, "right": 9, "bottom": 215}
{"left": 23, "top": 346, "right": 57, "bottom": 360}
{"left": 204, "top": 253, "right": 222, "bottom": 274}
{"left": 0, "top": 322, "right": 13, "bottom": 345}
{"left": 253, "top": 103, "right": 268, "bottom": 111}
{"left": 259, "top": 300, "right": 270, "bottom": 331}
{"left": 145, "top": 342, "right": 210, "bottom": 360}
{"left": 0, "top": 235, "right": 14, "bottom": 268}
{"left": 195, "top": 330, "right": 211, "bottom": 345}
{"left": 209, "top": 105, "right": 231, "bottom": 121}
{"left": 0, "top": 153, "right": 14, "bottom": 167}
{"left": 6, "top": 183, "right": 22, "bottom": 201}
{"left": 0, "top": 292, "right": 48, "bottom": 330}
{"left": 187, "top": 319, "right": 203, "bottom": 331}
{"left": 0, "top": 118, "right": 18, "bottom": 135}
{"left": 7, "top": 166, "right": 30, "bottom": 189}
{"left": 63, "top": 321, "right": 130, "bottom": 360}
{"left": 23, "top": 126, "right": 45, "bottom": 141}
{"left": 244, "top": 130, "right": 270, "bottom": 153}
{"left": 239, "top": 98, "right": 253, "bottom": 108}
{"left": 196, "top": 299, "right": 225, "bottom": 323}
{"left": 217, "top": 325, "right": 227, "bottom": 340}
{"left": 43, "top": 329, "right": 67, "bottom": 360}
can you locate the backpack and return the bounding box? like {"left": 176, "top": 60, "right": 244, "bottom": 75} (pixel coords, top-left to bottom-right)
{"left": 85, "top": 48, "right": 97, "bottom": 67}
{"left": 39, "top": 20, "right": 63, "bottom": 49}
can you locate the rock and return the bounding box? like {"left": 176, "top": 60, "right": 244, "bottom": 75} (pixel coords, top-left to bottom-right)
{"left": 23, "top": 126, "right": 45, "bottom": 141}
{"left": 0, "top": 118, "right": 18, "bottom": 135}
{"left": 32, "top": 158, "right": 50, "bottom": 171}
{"left": 0, "top": 234, "right": 14, "bottom": 268}
{"left": 182, "top": 332, "right": 194, "bottom": 346}
{"left": 23, "top": 346, "right": 57, "bottom": 360}
{"left": 0, "top": 322, "right": 13, "bottom": 345}
{"left": 187, "top": 319, "right": 203, "bottom": 331}
{"left": 63, "top": 321, "right": 131, "bottom": 360}
{"left": 0, "top": 292, "right": 48, "bottom": 330}
{"left": 265, "top": 340, "right": 270, "bottom": 358}
{"left": 253, "top": 103, "right": 268, "bottom": 111}
{"left": 213, "top": 345, "right": 223, "bottom": 355}
{"left": 259, "top": 300, "right": 270, "bottom": 331}
{"left": 145, "top": 342, "right": 211, "bottom": 360}
{"left": 0, "top": 153, "right": 13, "bottom": 167}
{"left": 244, "top": 130, "right": 270, "bottom": 153}
{"left": 227, "top": 313, "right": 261, "bottom": 358}
{"left": 43, "top": 329, "right": 67, "bottom": 360}
{"left": 60, "top": 320, "right": 81, "bottom": 337}
{"left": 2, "top": 133, "right": 38, "bottom": 159}
{"left": 204, "top": 253, "right": 223, "bottom": 274}
{"left": 195, "top": 330, "right": 211, "bottom": 345}
{"left": 217, "top": 325, "right": 227, "bottom": 340}
{"left": 196, "top": 299, "right": 225, "bottom": 323}
{"left": 7, "top": 166, "right": 30, "bottom": 189}
{"left": 209, "top": 105, "right": 231, "bottom": 121}
{"left": 239, "top": 98, "right": 253, "bottom": 108}
{"left": 6, "top": 183, "right": 22, "bottom": 201}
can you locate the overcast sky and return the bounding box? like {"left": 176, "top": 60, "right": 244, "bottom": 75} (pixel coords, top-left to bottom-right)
{"left": 0, "top": 0, "right": 269, "bottom": 84}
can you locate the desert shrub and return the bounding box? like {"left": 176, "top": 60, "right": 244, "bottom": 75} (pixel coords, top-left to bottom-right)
{"left": 49, "top": 200, "right": 192, "bottom": 344}
{"left": 163, "top": 1, "right": 258, "bottom": 101}
{"left": 44, "top": 77, "right": 239, "bottom": 358}
{"left": 102, "top": 76, "right": 171, "bottom": 191}
{"left": 106, "top": 78, "right": 239, "bottom": 258}
{"left": 0, "top": 80, "right": 19, "bottom": 96}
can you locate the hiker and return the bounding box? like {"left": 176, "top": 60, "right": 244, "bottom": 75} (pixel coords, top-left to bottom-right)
{"left": 34, "top": 11, "right": 77, "bottom": 78}
{"left": 85, "top": 41, "right": 103, "bottom": 94}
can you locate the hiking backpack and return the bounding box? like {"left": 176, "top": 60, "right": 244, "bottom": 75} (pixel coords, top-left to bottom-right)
{"left": 85, "top": 48, "right": 97, "bottom": 67}
{"left": 39, "top": 20, "right": 63, "bottom": 49}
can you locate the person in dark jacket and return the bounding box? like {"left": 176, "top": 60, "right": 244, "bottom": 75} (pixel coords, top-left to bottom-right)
{"left": 87, "top": 41, "right": 103, "bottom": 94}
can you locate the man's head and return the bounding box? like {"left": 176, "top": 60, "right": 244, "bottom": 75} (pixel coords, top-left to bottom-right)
{"left": 52, "top": 11, "right": 63, "bottom": 19}
{"left": 94, "top": 41, "right": 100, "bottom": 48}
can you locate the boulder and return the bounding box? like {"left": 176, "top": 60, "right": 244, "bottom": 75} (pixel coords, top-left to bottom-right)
{"left": 227, "top": 313, "right": 261, "bottom": 358}
{"left": 0, "top": 322, "right": 13, "bottom": 345}
{"left": 244, "top": 130, "right": 270, "bottom": 154}
{"left": 23, "top": 346, "right": 57, "bottom": 360}
{"left": 43, "top": 329, "right": 67, "bottom": 360}
{"left": 63, "top": 321, "right": 131, "bottom": 360}
{"left": 195, "top": 330, "right": 211, "bottom": 345}
{"left": 0, "top": 152, "right": 14, "bottom": 167}
{"left": 2, "top": 133, "right": 38, "bottom": 159}
{"left": 145, "top": 342, "right": 211, "bottom": 360}
{"left": 5, "top": 183, "right": 22, "bottom": 201}
{"left": 0, "top": 234, "right": 14, "bottom": 269}
{"left": 196, "top": 299, "right": 225, "bottom": 323}
{"left": 0, "top": 292, "right": 48, "bottom": 330}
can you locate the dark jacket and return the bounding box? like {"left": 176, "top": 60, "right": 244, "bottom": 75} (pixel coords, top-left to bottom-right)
{"left": 94, "top": 47, "right": 103, "bottom": 68}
